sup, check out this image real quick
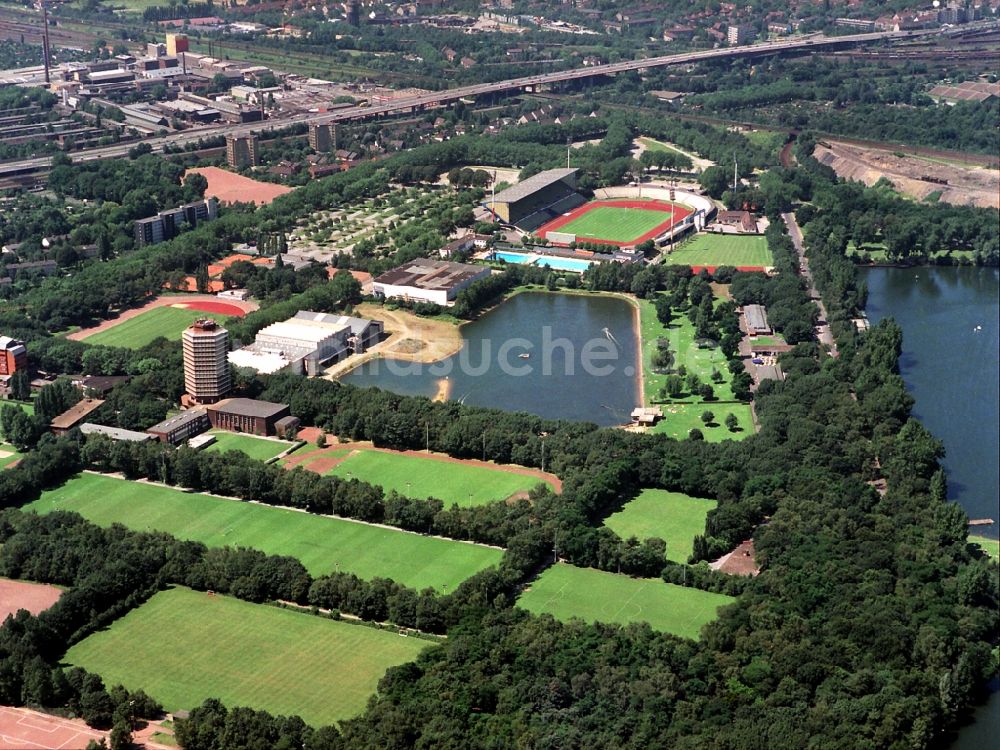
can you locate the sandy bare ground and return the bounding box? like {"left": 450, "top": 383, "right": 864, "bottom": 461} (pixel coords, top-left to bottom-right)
{"left": 814, "top": 142, "right": 999, "bottom": 209}
{"left": 323, "top": 303, "right": 464, "bottom": 378}
{"left": 67, "top": 294, "right": 259, "bottom": 342}
{"left": 185, "top": 167, "right": 293, "bottom": 206}
{"left": 0, "top": 578, "right": 62, "bottom": 620}
{"left": 284, "top": 439, "right": 563, "bottom": 494}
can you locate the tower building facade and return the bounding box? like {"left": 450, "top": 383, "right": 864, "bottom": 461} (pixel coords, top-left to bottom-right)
{"left": 182, "top": 319, "right": 231, "bottom": 404}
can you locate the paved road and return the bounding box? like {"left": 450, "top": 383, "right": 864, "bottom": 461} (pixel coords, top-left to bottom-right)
{"left": 783, "top": 211, "right": 838, "bottom": 356}
{"left": 0, "top": 26, "right": 947, "bottom": 177}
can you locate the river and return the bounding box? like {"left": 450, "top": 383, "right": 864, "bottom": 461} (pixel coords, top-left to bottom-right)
{"left": 862, "top": 266, "right": 1000, "bottom": 747}
{"left": 341, "top": 292, "right": 641, "bottom": 426}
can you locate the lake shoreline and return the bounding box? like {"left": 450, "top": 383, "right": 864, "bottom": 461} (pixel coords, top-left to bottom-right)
{"left": 339, "top": 291, "right": 642, "bottom": 426}
{"left": 335, "top": 288, "right": 646, "bottom": 411}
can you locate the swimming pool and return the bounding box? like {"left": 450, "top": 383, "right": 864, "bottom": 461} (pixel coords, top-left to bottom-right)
{"left": 492, "top": 251, "right": 595, "bottom": 273}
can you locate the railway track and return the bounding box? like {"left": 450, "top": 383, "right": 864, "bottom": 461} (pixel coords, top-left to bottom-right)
{"left": 534, "top": 94, "right": 1000, "bottom": 168}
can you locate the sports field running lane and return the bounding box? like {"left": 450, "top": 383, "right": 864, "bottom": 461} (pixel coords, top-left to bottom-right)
{"left": 538, "top": 199, "right": 693, "bottom": 247}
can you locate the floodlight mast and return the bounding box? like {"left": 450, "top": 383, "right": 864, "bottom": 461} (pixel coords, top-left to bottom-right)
{"left": 40, "top": 1, "right": 51, "bottom": 86}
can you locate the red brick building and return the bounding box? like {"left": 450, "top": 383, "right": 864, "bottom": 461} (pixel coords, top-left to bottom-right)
{"left": 0, "top": 336, "right": 27, "bottom": 376}
{"left": 204, "top": 398, "right": 290, "bottom": 436}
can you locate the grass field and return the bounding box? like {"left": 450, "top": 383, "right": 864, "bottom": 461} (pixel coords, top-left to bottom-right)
{"left": 84, "top": 307, "right": 213, "bottom": 349}
{"left": 27, "top": 474, "right": 503, "bottom": 591}
{"left": 2, "top": 399, "right": 34, "bottom": 416}
{"left": 65, "top": 587, "right": 430, "bottom": 726}
{"left": 204, "top": 431, "right": 295, "bottom": 462}
{"left": 636, "top": 297, "right": 754, "bottom": 441}
{"left": 603, "top": 490, "right": 716, "bottom": 563}
{"left": 970, "top": 535, "right": 999, "bottom": 560}
{"left": 559, "top": 206, "right": 672, "bottom": 244}
{"left": 637, "top": 298, "right": 735, "bottom": 401}
{"left": 517, "top": 563, "right": 733, "bottom": 640}
{"left": 0, "top": 442, "right": 23, "bottom": 469}
{"left": 325, "top": 449, "right": 553, "bottom": 507}
{"left": 665, "top": 234, "right": 773, "bottom": 269}
{"left": 639, "top": 137, "right": 689, "bottom": 159}
{"left": 651, "top": 402, "right": 754, "bottom": 442}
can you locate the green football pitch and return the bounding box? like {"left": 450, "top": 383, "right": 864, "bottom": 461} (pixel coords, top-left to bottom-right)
{"left": 556, "top": 205, "right": 672, "bottom": 244}
{"left": 83, "top": 307, "right": 214, "bottom": 349}
{"left": 665, "top": 234, "right": 773, "bottom": 268}
{"left": 64, "top": 587, "right": 430, "bottom": 726}
{"left": 517, "top": 563, "right": 733, "bottom": 640}
{"left": 27, "top": 474, "right": 502, "bottom": 591}
{"left": 204, "top": 431, "right": 294, "bottom": 462}
{"left": 324, "top": 449, "right": 554, "bottom": 507}
{"left": 603, "top": 489, "right": 716, "bottom": 563}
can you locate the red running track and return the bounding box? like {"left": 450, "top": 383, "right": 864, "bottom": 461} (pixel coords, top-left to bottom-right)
{"left": 538, "top": 199, "right": 694, "bottom": 248}
{"left": 179, "top": 300, "right": 249, "bottom": 316}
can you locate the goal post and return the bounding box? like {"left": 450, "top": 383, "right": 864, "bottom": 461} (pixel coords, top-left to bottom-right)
{"left": 547, "top": 231, "right": 576, "bottom": 245}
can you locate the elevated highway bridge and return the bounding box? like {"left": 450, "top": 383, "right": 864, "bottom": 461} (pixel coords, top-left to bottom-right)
{"left": 0, "top": 26, "right": 966, "bottom": 182}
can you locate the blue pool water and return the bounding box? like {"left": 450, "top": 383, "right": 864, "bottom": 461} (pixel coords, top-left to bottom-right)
{"left": 492, "top": 251, "right": 594, "bottom": 273}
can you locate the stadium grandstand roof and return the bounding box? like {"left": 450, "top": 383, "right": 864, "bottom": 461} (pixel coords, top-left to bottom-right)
{"left": 492, "top": 168, "right": 578, "bottom": 204}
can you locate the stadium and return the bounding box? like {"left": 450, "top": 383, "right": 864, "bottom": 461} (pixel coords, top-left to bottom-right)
{"left": 487, "top": 168, "right": 713, "bottom": 249}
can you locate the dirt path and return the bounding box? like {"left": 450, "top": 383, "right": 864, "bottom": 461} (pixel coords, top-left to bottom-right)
{"left": 67, "top": 294, "right": 259, "bottom": 342}
{"left": 324, "top": 303, "right": 465, "bottom": 378}
{"left": 284, "top": 439, "right": 562, "bottom": 493}
{"left": 783, "top": 211, "right": 837, "bottom": 357}
{"left": 633, "top": 136, "right": 715, "bottom": 171}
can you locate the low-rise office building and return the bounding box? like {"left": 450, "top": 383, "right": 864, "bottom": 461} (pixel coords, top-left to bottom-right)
{"left": 79, "top": 423, "right": 156, "bottom": 443}
{"left": 146, "top": 409, "right": 210, "bottom": 444}
{"left": 51, "top": 398, "right": 105, "bottom": 435}
{"left": 743, "top": 304, "right": 772, "bottom": 336}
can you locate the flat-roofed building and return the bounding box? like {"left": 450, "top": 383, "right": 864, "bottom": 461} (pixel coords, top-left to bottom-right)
{"left": 79, "top": 423, "right": 156, "bottom": 442}
{"left": 204, "top": 397, "right": 290, "bottom": 436}
{"left": 51, "top": 398, "right": 105, "bottom": 435}
{"left": 743, "top": 304, "right": 772, "bottom": 336}
{"left": 146, "top": 409, "right": 210, "bottom": 444}
{"left": 0, "top": 335, "right": 27, "bottom": 376}
{"left": 291, "top": 311, "right": 383, "bottom": 353}
{"left": 309, "top": 122, "right": 337, "bottom": 153}
{"left": 228, "top": 311, "right": 382, "bottom": 375}
{"left": 373, "top": 258, "right": 491, "bottom": 306}
{"left": 183, "top": 320, "right": 230, "bottom": 404}
{"left": 226, "top": 133, "right": 258, "bottom": 167}
{"left": 134, "top": 198, "right": 218, "bottom": 246}
{"left": 166, "top": 33, "right": 189, "bottom": 56}
{"left": 727, "top": 24, "right": 754, "bottom": 46}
